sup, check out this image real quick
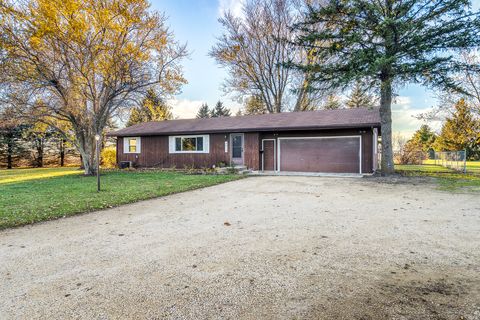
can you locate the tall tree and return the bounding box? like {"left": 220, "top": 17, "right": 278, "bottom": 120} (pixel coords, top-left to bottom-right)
{"left": 210, "top": 0, "right": 323, "bottom": 113}
{"left": 196, "top": 103, "right": 211, "bottom": 118}
{"left": 127, "top": 89, "right": 173, "bottom": 126}
{"left": 434, "top": 99, "right": 480, "bottom": 159}
{"left": 292, "top": 0, "right": 480, "bottom": 174}
{"left": 25, "top": 121, "right": 52, "bottom": 168}
{"left": 0, "top": 107, "right": 28, "bottom": 169}
{"left": 437, "top": 51, "right": 480, "bottom": 118}
{"left": 322, "top": 94, "right": 342, "bottom": 110}
{"left": 0, "top": 0, "right": 187, "bottom": 175}
{"left": 244, "top": 95, "right": 268, "bottom": 115}
{"left": 346, "top": 81, "right": 377, "bottom": 109}
{"left": 210, "top": 101, "right": 231, "bottom": 117}
{"left": 409, "top": 125, "right": 437, "bottom": 152}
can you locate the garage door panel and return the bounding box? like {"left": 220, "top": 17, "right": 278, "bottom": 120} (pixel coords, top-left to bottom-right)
{"left": 279, "top": 137, "right": 360, "bottom": 173}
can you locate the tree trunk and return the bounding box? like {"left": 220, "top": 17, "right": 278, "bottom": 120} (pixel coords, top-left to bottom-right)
{"left": 60, "top": 139, "right": 65, "bottom": 167}
{"left": 76, "top": 133, "right": 98, "bottom": 176}
{"left": 7, "top": 139, "right": 13, "bottom": 169}
{"left": 380, "top": 79, "right": 395, "bottom": 175}
{"left": 35, "top": 138, "right": 43, "bottom": 168}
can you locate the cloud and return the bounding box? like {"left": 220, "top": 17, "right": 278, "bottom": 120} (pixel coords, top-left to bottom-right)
{"left": 168, "top": 98, "right": 205, "bottom": 119}
{"left": 393, "top": 96, "right": 411, "bottom": 106}
{"left": 168, "top": 98, "right": 243, "bottom": 119}
{"left": 391, "top": 96, "right": 441, "bottom": 138}
{"left": 218, "top": 0, "right": 245, "bottom": 18}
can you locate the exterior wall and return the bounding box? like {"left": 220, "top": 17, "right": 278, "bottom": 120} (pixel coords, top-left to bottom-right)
{"left": 117, "top": 134, "right": 229, "bottom": 169}
{"left": 116, "top": 132, "right": 261, "bottom": 170}
{"left": 116, "top": 128, "right": 377, "bottom": 173}
{"left": 259, "top": 128, "right": 375, "bottom": 174}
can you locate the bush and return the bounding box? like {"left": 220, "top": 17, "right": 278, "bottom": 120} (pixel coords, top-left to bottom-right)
{"left": 101, "top": 147, "right": 116, "bottom": 168}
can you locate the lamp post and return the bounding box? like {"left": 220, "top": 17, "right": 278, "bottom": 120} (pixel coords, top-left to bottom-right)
{"left": 95, "top": 134, "right": 101, "bottom": 192}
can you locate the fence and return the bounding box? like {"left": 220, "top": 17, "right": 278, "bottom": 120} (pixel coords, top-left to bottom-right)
{"left": 394, "top": 149, "right": 473, "bottom": 174}
{"left": 433, "top": 150, "right": 467, "bottom": 173}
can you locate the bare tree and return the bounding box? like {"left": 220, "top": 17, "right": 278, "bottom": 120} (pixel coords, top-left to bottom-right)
{"left": 0, "top": 0, "right": 187, "bottom": 175}
{"left": 419, "top": 51, "right": 480, "bottom": 122}
{"left": 442, "top": 51, "right": 480, "bottom": 115}
{"left": 210, "top": 0, "right": 323, "bottom": 113}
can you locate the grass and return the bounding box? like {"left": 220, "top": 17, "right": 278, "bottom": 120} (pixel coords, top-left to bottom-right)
{"left": 0, "top": 167, "right": 80, "bottom": 184}
{"left": 395, "top": 164, "right": 453, "bottom": 173}
{"left": 421, "top": 159, "right": 480, "bottom": 174}
{"left": 0, "top": 167, "right": 243, "bottom": 229}
{"left": 395, "top": 164, "right": 480, "bottom": 192}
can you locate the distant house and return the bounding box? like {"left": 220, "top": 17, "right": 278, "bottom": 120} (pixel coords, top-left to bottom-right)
{"left": 108, "top": 108, "right": 381, "bottom": 174}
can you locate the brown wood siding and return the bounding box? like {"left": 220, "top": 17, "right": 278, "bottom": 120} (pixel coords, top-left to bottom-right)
{"left": 116, "top": 128, "right": 375, "bottom": 173}
{"left": 117, "top": 134, "right": 230, "bottom": 169}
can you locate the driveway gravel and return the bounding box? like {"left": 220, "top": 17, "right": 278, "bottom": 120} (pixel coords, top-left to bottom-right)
{"left": 0, "top": 176, "right": 479, "bottom": 319}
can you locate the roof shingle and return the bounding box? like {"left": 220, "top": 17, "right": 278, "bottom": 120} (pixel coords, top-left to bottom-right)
{"left": 108, "top": 108, "right": 381, "bottom": 137}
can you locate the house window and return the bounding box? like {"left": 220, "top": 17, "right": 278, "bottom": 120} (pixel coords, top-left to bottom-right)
{"left": 169, "top": 135, "right": 209, "bottom": 153}
{"left": 124, "top": 137, "right": 141, "bottom": 154}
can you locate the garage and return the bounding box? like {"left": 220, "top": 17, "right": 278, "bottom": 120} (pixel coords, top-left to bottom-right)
{"left": 278, "top": 136, "right": 362, "bottom": 173}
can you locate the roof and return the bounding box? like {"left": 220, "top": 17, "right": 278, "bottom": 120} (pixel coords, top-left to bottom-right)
{"left": 108, "top": 108, "right": 381, "bottom": 137}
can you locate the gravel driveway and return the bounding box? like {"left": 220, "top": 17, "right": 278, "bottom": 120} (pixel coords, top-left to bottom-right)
{"left": 1, "top": 176, "right": 479, "bottom": 320}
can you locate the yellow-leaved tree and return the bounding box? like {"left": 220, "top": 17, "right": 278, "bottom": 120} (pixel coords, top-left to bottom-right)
{"left": 0, "top": 0, "right": 187, "bottom": 175}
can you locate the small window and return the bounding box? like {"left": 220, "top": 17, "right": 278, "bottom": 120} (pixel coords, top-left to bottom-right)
{"left": 169, "top": 135, "right": 209, "bottom": 153}
{"left": 124, "top": 137, "right": 141, "bottom": 153}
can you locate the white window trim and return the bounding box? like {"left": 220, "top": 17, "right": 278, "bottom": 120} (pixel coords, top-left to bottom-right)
{"left": 169, "top": 135, "right": 210, "bottom": 154}
{"left": 123, "top": 137, "right": 141, "bottom": 154}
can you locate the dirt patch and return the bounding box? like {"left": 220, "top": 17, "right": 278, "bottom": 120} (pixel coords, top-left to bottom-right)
{"left": 303, "top": 266, "right": 479, "bottom": 320}
{"left": 379, "top": 270, "right": 479, "bottom": 320}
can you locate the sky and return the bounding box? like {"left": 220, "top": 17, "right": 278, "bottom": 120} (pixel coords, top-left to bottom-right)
{"left": 151, "top": 0, "right": 480, "bottom": 139}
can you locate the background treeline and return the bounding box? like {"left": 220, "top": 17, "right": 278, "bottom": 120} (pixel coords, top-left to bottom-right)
{"left": 395, "top": 99, "right": 480, "bottom": 163}
{"left": 0, "top": 0, "right": 479, "bottom": 174}
{"left": 0, "top": 122, "right": 79, "bottom": 169}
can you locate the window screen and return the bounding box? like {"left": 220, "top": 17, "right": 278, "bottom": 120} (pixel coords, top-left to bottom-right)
{"left": 128, "top": 138, "right": 137, "bottom": 153}
{"left": 175, "top": 136, "right": 204, "bottom": 152}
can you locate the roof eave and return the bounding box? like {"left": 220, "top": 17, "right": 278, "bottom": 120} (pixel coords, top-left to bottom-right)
{"left": 107, "top": 123, "right": 381, "bottom": 137}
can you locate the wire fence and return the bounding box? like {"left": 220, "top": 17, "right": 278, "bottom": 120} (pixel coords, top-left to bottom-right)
{"left": 432, "top": 151, "right": 467, "bottom": 173}
{"left": 394, "top": 149, "right": 479, "bottom": 175}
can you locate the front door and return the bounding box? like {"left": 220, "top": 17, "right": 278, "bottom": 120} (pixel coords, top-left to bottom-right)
{"left": 231, "top": 133, "right": 244, "bottom": 165}
{"left": 262, "top": 139, "right": 276, "bottom": 171}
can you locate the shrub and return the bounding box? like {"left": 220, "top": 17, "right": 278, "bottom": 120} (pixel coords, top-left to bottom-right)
{"left": 101, "top": 147, "right": 117, "bottom": 168}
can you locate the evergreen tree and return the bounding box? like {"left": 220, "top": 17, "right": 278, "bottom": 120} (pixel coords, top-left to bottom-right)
{"left": 434, "top": 99, "right": 480, "bottom": 159}
{"left": 244, "top": 95, "right": 267, "bottom": 115}
{"left": 399, "top": 124, "right": 437, "bottom": 164}
{"left": 409, "top": 125, "right": 437, "bottom": 152}
{"left": 322, "top": 95, "right": 342, "bottom": 110}
{"left": 346, "top": 81, "right": 377, "bottom": 109}
{"left": 210, "top": 101, "right": 231, "bottom": 117}
{"left": 292, "top": 0, "right": 480, "bottom": 174}
{"left": 196, "top": 103, "right": 211, "bottom": 118}
{"left": 127, "top": 89, "right": 173, "bottom": 127}
{"left": 0, "top": 109, "right": 29, "bottom": 169}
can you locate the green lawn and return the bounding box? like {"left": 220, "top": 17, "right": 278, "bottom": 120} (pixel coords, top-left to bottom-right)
{"left": 421, "top": 159, "right": 480, "bottom": 174}
{"left": 0, "top": 168, "right": 243, "bottom": 229}
{"left": 395, "top": 164, "right": 453, "bottom": 173}
{"left": 395, "top": 164, "right": 480, "bottom": 192}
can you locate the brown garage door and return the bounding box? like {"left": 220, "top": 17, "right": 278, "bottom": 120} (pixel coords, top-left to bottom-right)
{"left": 279, "top": 137, "right": 360, "bottom": 173}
